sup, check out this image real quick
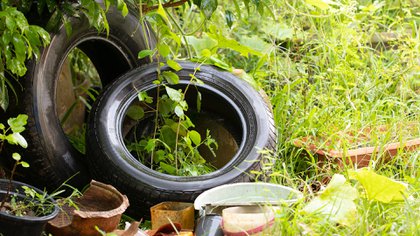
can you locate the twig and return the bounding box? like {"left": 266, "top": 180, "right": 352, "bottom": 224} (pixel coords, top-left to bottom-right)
{"left": 142, "top": 0, "right": 189, "bottom": 13}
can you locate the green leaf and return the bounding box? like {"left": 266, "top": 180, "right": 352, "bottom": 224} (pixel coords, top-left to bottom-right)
{"left": 179, "top": 100, "right": 188, "bottom": 110}
{"left": 12, "top": 133, "right": 28, "bottom": 148}
{"left": 126, "top": 105, "right": 144, "bottom": 120}
{"left": 174, "top": 105, "right": 184, "bottom": 118}
{"left": 349, "top": 168, "right": 408, "bottom": 203}
{"left": 46, "top": 0, "right": 57, "bottom": 12}
{"left": 153, "top": 150, "right": 166, "bottom": 163}
{"left": 157, "top": 43, "right": 171, "bottom": 58}
{"left": 145, "top": 139, "right": 156, "bottom": 153}
{"left": 104, "top": 0, "right": 111, "bottom": 11}
{"left": 12, "top": 153, "right": 21, "bottom": 161}
{"left": 138, "top": 49, "right": 154, "bottom": 59}
{"left": 138, "top": 91, "right": 153, "bottom": 103}
{"left": 185, "top": 34, "right": 218, "bottom": 57}
{"left": 162, "top": 71, "right": 180, "bottom": 85}
{"left": 158, "top": 96, "right": 172, "bottom": 115}
{"left": 25, "top": 26, "right": 41, "bottom": 50}
{"left": 263, "top": 22, "right": 293, "bottom": 41}
{"left": 12, "top": 33, "right": 26, "bottom": 61}
{"left": 200, "top": 0, "right": 218, "bottom": 19}
{"left": 63, "top": 17, "right": 72, "bottom": 37}
{"left": 14, "top": 10, "right": 29, "bottom": 30}
{"left": 160, "top": 162, "right": 177, "bottom": 175}
{"left": 0, "top": 78, "right": 9, "bottom": 111}
{"left": 184, "top": 135, "right": 192, "bottom": 146}
{"left": 157, "top": 2, "right": 170, "bottom": 23}
{"left": 196, "top": 91, "right": 202, "bottom": 112}
{"left": 20, "top": 161, "right": 30, "bottom": 168}
{"left": 188, "top": 130, "right": 202, "bottom": 146}
{"left": 160, "top": 126, "right": 176, "bottom": 149}
{"left": 208, "top": 27, "right": 262, "bottom": 57}
{"left": 8, "top": 114, "right": 28, "bottom": 133}
{"left": 2, "top": 31, "right": 12, "bottom": 45}
{"left": 117, "top": 0, "right": 128, "bottom": 17}
{"left": 303, "top": 174, "right": 358, "bottom": 226}
{"left": 5, "top": 16, "right": 16, "bottom": 31}
{"left": 167, "top": 60, "right": 182, "bottom": 71}
{"left": 33, "top": 25, "right": 50, "bottom": 46}
{"left": 306, "top": 0, "right": 330, "bottom": 10}
{"left": 45, "top": 9, "right": 62, "bottom": 33}
{"left": 165, "top": 86, "right": 182, "bottom": 102}
{"left": 240, "top": 36, "right": 271, "bottom": 52}
{"left": 225, "top": 10, "right": 235, "bottom": 28}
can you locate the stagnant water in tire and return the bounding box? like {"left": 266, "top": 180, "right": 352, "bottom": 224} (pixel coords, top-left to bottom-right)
{"left": 122, "top": 84, "right": 244, "bottom": 176}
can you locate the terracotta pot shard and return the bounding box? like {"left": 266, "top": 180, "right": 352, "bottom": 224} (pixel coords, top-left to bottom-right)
{"left": 46, "top": 180, "right": 129, "bottom": 236}
{"left": 294, "top": 137, "right": 420, "bottom": 167}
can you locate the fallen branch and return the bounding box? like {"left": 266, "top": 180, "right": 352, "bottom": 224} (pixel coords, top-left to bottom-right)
{"left": 142, "top": 0, "right": 189, "bottom": 13}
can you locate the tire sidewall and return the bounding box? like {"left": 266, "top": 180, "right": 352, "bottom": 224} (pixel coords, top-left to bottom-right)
{"left": 17, "top": 5, "right": 154, "bottom": 188}
{"left": 88, "top": 62, "right": 274, "bottom": 193}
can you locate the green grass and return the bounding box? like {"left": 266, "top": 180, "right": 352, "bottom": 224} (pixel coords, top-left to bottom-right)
{"left": 182, "top": 0, "right": 420, "bottom": 234}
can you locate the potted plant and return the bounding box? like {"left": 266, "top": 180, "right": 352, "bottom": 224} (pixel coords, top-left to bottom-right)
{"left": 0, "top": 114, "right": 59, "bottom": 236}
{"left": 294, "top": 122, "right": 420, "bottom": 167}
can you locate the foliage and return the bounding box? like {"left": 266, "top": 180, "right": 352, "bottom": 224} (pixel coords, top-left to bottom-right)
{"left": 0, "top": 7, "right": 50, "bottom": 110}
{"left": 125, "top": 61, "right": 219, "bottom": 176}
{"left": 0, "top": 0, "right": 418, "bottom": 233}
{"left": 0, "top": 114, "right": 81, "bottom": 217}
{"left": 349, "top": 168, "right": 409, "bottom": 203}
{"left": 0, "top": 115, "right": 48, "bottom": 216}
{"left": 303, "top": 170, "right": 409, "bottom": 226}
{"left": 303, "top": 174, "right": 358, "bottom": 226}
{"left": 0, "top": 114, "right": 28, "bottom": 161}
{"left": 122, "top": 0, "right": 274, "bottom": 177}
{"left": 151, "top": 0, "right": 418, "bottom": 234}
{"left": 0, "top": 0, "right": 128, "bottom": 111}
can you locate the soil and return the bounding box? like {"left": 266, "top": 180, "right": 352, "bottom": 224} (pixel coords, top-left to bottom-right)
{"left": 0, "top": 201, "right": 36, "bottom": 217}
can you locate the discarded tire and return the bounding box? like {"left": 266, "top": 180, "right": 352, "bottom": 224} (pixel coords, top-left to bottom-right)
{"left": 86, "top": 61, "right": 277, "bottom": 217}
{"left": 4, "top": 3, "right": 155, "bottom": 189}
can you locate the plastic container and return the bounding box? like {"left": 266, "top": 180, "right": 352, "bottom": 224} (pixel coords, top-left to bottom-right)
{"left": 194, "top": 183, "right": 302, "bottom": 236}
{"left": 195, "top": 214, "right": 223, "bottom": 236}
{"left": 150, "top": 202, "right": 194, "bottom": 230}
{"left": 0, "top": 179, "right": 59, "bottom": 236}
{"left": 194, "top": 182, "right": 303, "bottom": 215}
{"left": 222, "top": 206, "right": 275, "bottom": 236}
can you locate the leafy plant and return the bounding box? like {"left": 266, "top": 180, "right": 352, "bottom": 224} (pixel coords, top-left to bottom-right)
{"left": 0, "top": 0, "right": 130, "bottom": 112}
{"left": 0, "top": 114, "right": 81, "bottom": 218}
{"left": 0, "top": 6, "right": 50, "bottom": 111}
{"left": 0, "top": 114, "right": 51, "bottom": 216}
{"left": 0, "top": 114, "right": 29, "bottom": 177}
{"left": 125, "top": 61, "right": 218, "bottom": 176}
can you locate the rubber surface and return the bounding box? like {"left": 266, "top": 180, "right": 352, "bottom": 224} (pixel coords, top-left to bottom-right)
{"left": 3, "top": 3, "right": 155, "bottom": 190}
{"left": 86, "top": 61, "right": 277, "bottom": 217}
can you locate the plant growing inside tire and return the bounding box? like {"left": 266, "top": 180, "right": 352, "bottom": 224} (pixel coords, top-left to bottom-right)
{"left": 125, "top": 61, "right": 219, "bottom": 176}
{"left": 86, "top": 61, "right": 277, "bottom": 217}
{"left": 86, "top": 2, "right": 276, "bottom": 217}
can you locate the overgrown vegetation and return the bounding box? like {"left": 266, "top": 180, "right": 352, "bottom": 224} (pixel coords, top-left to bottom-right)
{"left": 149, "top": 0, "right": 420, "bottom": 234}
{"left": 1, "top": 0, "right": 419, "bottom": 234}
{"left": 124, "top": 62, "right": 219, "bottom": 176}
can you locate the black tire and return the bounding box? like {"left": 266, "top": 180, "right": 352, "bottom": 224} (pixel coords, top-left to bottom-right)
{"left": 4, "top": 3, "right": 155, "bottom": 190}
{"left": 86, "top": 61, "right": 277, "bottom": 217}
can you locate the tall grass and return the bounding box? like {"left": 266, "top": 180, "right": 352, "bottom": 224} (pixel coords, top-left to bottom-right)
{"left": 187, "top": 0, "right": 420, "bottom": 234}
